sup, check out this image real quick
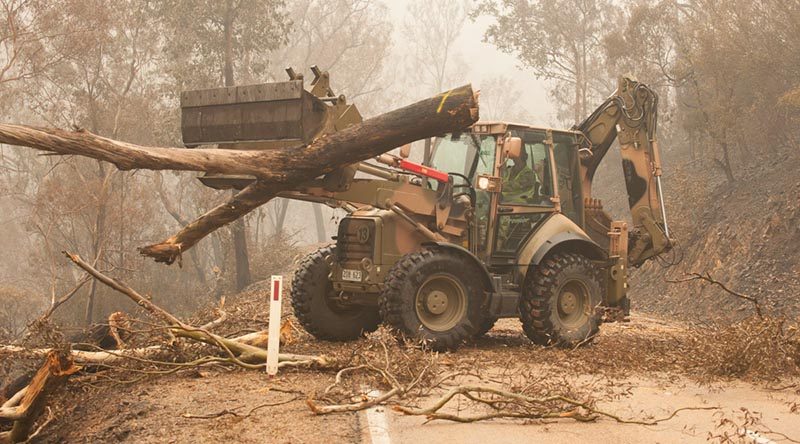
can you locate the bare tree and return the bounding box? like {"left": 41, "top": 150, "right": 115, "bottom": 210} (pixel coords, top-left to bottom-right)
{"left": 160, "top": 0, "right": 291, "bottom": 291}
{"left": 399, "top": 0, "right": 471, "bottom": 163}
{"left": 478, "top": 0, "right": 620, "bottom": 124}
{"left": 605, "top": 0, "right": 800, "bottom": 183}
{"left": 0, "top": 1, "right": 211, "bottom": 324}
{"left": 271, "top": 0, "right": 391, "bottom": 109}
{"left": 267, "top": 0, "right": 393, "bottom": 242}
{"left": 0, "top": 0, "right": 83, "bottom": 85}
{"left": 15, "top": 2, "right": 158, "bottom": 323}
{"left": 0, "top": 287, "right": 46, "bottom": 338}
{"left": 160, "top": 0, "right": 290, "bottom": 90}
{"left": 478, "top": 75, "right": 533, "bottom": 122}
{"left": 402, "top": 0, "right": 471, "bottom": 97}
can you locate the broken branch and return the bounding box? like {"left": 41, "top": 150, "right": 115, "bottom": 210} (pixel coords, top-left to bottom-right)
{"left": 668, "top": 272, "right": 763, "bottom": 318}
{"left": 61, "top": 250, "right": 330, "bottom": 368}
{"left": 394, "top": 385, "right": 719, "bottom": 425}
{"left": 0, "top": 352, "right": 78, "bottom": 444}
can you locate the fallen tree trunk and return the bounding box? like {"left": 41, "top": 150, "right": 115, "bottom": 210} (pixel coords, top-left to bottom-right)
{"left": 0, "top": 345, "right": 162, "bottom": 364}
{"left": 0, "top": 85, "right": 478, "bottom": 264}
{"left": 0, "top": 352, "right": 77, "bottom": 444}
{"left": 0, "top": 345, "right": 324, "bottom": 367}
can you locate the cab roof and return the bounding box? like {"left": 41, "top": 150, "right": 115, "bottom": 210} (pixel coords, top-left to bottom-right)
{"left": 471, "top": 120, "right": 583, "bottom": 136}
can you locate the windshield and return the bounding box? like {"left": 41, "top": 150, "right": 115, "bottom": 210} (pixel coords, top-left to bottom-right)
{"left": 429, "top": 133, "right": 495, "bottom": 179}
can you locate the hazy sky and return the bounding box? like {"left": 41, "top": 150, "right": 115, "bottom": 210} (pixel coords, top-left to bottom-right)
{"left": 386, "top": 1, "right": 555, "bottom": 126}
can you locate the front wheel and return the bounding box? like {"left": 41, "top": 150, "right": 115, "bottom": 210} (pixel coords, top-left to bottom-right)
{"left": 291, "top": 246, "right": 380, "bottom": 341}
{"left": 379, "top": 248, "right": 489, "bottom": 351}
{"left": 519, "top": 253, "right": 602, "bottom": 347}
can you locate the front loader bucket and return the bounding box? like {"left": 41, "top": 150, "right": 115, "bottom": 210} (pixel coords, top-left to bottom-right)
{"left": 180, "top": 80, "right": 329, "bottom": 147}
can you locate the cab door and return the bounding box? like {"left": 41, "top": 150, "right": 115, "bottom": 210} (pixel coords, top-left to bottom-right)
{"left": 551, "top": 131, "right": 585, "bottom": 227}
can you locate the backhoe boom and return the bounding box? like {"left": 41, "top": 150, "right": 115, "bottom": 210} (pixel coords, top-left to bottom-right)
{"left": 575, "top": 77, "right": 671, "bottom": 266}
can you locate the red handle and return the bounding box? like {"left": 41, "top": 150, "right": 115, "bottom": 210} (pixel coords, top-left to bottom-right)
{"left": 398, "top": 159, "right": 450, "bottom": 183}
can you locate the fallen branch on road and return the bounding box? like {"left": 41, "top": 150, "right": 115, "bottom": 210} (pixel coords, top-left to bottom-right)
{"left": 181, "top": 396, "right": 301, "bottom": 420}
{"left": 306, "top": 332, "right": 436, "bottom": 415}
{"left": 394, "top": 385, "right": 719, "bottom": 425}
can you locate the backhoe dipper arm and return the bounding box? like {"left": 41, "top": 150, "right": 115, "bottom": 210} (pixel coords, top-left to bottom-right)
{"left": 575, "top": 77, "right": 671, "bottom": 266}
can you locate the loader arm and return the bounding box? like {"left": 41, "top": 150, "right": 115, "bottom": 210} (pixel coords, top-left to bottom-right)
{"left": 575, "top": 77, "right": 671, "bottom": 266}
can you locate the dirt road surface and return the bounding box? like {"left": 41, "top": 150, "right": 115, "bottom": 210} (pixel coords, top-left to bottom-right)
{"left": 38, "top": 315, "right": 800, "bottom": 443}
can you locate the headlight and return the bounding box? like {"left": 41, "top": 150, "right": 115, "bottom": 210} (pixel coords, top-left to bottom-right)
{"left": 476, "top": 175, "right": 501, "bottom": 192}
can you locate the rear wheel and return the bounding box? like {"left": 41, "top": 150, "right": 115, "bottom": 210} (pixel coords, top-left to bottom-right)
{"left": 519, "top": 253, "right": 602, "bottom": 347}
{"left": 291, "top": 246, "right": 380, "bottom": 341}
{"left": 379, "top": 248, "right": 488, "bottom": 351}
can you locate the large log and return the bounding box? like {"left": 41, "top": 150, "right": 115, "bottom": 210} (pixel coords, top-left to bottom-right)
{"left": 0, "top": 85, "right": 478, "bottom": 264}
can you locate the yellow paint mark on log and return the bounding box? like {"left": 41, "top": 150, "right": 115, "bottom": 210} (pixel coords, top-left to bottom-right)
{"left": 437, "top": 89, "right": 453, "bottom": 113}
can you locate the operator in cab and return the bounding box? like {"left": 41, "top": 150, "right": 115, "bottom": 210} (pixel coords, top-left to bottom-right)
{"left": 501, "top": 147, "right": 540, "bottom": 203}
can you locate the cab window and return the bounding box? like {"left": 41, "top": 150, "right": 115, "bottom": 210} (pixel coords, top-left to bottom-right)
{"left": 495, "top": 212, "right": 548, "bottom": 254}
{"left": 429, "top": 134, "right": 477, "bottom": 177}
{"left": 428, "top": 133, "right": 495, "bottom": 185}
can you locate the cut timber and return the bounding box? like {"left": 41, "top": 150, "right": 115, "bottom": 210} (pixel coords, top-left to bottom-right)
{"left": 0, "top": 85, "right": 478, "bottom": 264}
{"left": 0, "top": 352, "right": 77, "bottom": 444}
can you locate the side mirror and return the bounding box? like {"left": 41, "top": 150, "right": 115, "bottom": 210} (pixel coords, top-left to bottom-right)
{"left": 503, "top": 137, "right": 522, "bottom": 160}
{"left": 399, "top": 144, "right": 411, "bottom": 159}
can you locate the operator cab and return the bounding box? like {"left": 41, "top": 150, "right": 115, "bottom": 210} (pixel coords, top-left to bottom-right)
{"left": 427, "top": 124, "right": 585, "bottom": 260}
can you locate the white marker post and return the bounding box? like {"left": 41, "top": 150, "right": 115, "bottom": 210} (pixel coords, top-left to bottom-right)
{"left": 266, "top": 275, "right": 283, "bottom": 376}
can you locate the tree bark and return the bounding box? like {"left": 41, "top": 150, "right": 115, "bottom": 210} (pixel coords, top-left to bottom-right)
{"left": 0, "top": 84, "right": 479, "bottom": 264}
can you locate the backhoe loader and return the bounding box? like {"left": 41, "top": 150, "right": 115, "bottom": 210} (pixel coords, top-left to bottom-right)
{"left": 180, "top": 67, "right": 672, "bottom": 350}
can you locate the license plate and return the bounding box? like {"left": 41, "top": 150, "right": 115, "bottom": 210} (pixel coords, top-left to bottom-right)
{"left": 341, "top": 269, "right": 362, "bottom": 282}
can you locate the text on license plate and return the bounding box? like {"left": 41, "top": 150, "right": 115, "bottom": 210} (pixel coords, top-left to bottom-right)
{"left": 341, "top": 269, "right": 362, "bottom": 282}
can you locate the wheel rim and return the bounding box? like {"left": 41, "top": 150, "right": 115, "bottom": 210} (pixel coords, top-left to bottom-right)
{"left": 557, "top": 280, "right": 590, "bottom": 327}
{"left": 415, "top": 273, "right": 468, "bottom": 332}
